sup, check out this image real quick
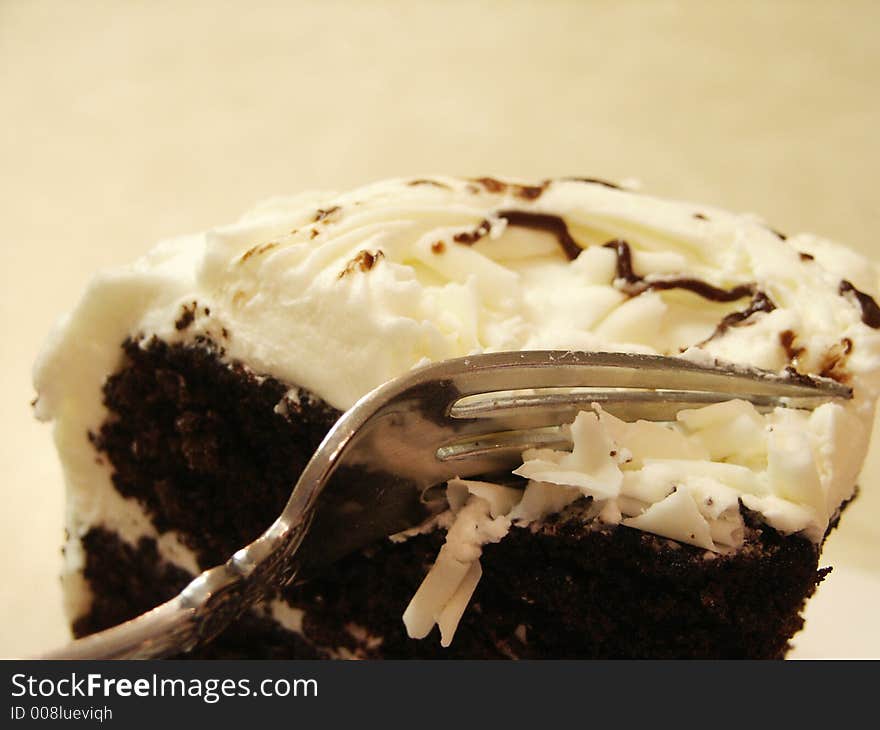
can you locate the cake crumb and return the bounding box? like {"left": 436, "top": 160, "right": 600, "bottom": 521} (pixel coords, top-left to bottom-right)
{"left": 175, "top": 301, "right": 198, "bottom": 330}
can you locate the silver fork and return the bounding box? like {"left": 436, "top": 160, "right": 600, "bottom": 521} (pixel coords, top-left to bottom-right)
{"left": 41, "top": 350, "right": 851, "bottom": 659}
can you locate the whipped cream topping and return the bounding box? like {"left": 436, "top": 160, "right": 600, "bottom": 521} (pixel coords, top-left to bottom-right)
{"left": 32, "top": 175, "right": 880, "bottom": 626}
{"left": 34, "top": 175, "right": 880, "bottom": 419}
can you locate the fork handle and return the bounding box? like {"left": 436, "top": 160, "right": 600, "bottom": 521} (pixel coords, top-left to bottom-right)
{"left": 38, "top": 596, "right": 198, "bottom": 659}
{"left": 38, "top": 554, "right": 251, "bottom": 659}
{"left": 38, "top": 515, "right": 313, "bottom": 659}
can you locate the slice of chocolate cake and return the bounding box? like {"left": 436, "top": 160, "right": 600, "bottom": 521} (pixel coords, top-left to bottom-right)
{"left": 33, "top": 176, "right": 880, "bottom": 658}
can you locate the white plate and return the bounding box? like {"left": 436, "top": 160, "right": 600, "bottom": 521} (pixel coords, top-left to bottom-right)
{"left": 789, "top": 566, "right": 880, "bottom": 659}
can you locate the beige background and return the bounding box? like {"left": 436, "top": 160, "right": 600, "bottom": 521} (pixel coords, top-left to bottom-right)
{"left": 2, "top": 0, "right": 879, "bottom": 658}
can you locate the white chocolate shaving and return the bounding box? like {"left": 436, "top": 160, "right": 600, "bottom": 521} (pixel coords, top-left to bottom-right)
{"left": 402, "top": 480, "right": 514, "bottom": 644}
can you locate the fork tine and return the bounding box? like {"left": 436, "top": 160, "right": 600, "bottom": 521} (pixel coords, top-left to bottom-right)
{"left": 444, "top": 350, "right": 852, "bottom": 400}
{"left": 448, "top": 389, "right": 835, "bottom": 432}
{"left": 436, "top": 427, "right": 570, "bottom": 471}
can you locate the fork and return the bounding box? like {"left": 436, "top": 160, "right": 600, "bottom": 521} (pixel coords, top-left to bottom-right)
{"left": 41, "top": 350, "right": 851, "bottom": 659}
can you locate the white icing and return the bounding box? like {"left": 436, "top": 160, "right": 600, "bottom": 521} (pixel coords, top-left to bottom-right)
{"left": 267, "top": 599, "right": 305, "bottom": 635}
{"left": 622, "top": 485, "right": 716, "bottom": 551}
{"left": 512, "top": 411, "right": 624, "bottom": 498}
{"left": 35, "top": 177, "right": 880, "bottom": 418}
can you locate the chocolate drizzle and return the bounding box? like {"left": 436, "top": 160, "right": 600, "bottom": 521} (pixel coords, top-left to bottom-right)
{"left": 450, "top": 210, "right": 582, "bottom": 260}
{"left": 839, "top": 280, "right": 880, "bottom": 328}
{"left": 779, "top": 330, "right": 805, "bottom": 363}
{"left": 453, "top": 220, "right": 491, "bottom": 245}
{"left": 473, "top": 176, "right": 507, "bottom": 193}
{"left": 819, "top": 338, "right": 854, "bottom": 382}
{"left": 314, "top": 206, "right": 341, "bottom": 223}
{"left": 407, "top": 179, "right": 450, "bottom": 189}
{"left": 452, "top": 220, "right": 777, "bottom": 341}
{"left": 454, "top": 207, "right": 789, "bottom": 345}
{"left": 338, "top": 250, "right": 384, "bottom": 278}
{"left": 599, "top": 239, "right": 776, "bottom": 341}
{"left": 559, "top": 176, "right": 621, "bottom": 190}
{"left": 601, "top": 240, "right": 761, "bottom": 303}
{"left": 470, "top": 175, "right": 621, "bottom": 197}
{"left": 240, "top": 241, "right": 279, "bottom": 263}
{"left": 710, "top": 291, "right": 776, "bottom": 336}
{"left": 497, "top": 210, "right": 582, "bottom": 261}
{"left": 468, "top": 177, "right": 550, "bottom": 200}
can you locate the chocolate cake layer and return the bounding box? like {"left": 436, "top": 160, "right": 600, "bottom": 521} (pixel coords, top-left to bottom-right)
{"left": 274, "top": 509, "right": 830, "bottom": 659}
{"left": 92, "top": 337, "right": 341, "bottom": 569}
{"left": 75, "top": 509, "right": 830, "bottom": 659}
{"left": 76, "top": 338, "right": 831, "bottom": 658}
